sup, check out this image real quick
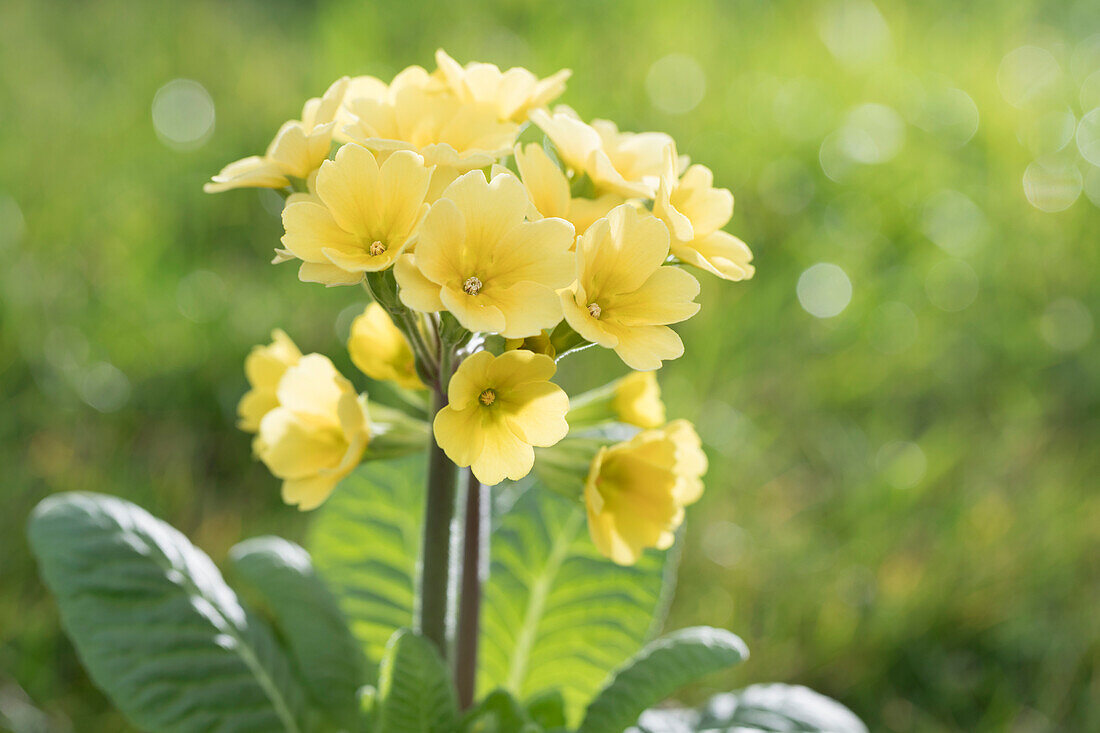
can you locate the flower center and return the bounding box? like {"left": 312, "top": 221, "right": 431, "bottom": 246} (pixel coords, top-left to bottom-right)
{"left": 463, "top": 276, "right": 483, "bottom": 296}
{"left": 478, "top": 388, "right": 496, "bottom": 406}
{"left": 368, "top": 240, "right": 387, "bottom": 256}
{"left": 587, "top": 302, "right": 602, "bottom": 319}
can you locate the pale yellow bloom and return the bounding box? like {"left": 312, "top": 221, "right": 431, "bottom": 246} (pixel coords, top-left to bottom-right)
{"left": 434, "top": 49, "right": 570, "bottom": 122}
{"left": 585, "top": 419, "right": 707, "bottom": 565}
{"left": 504, "top": 331, "right": 556, "bottom": 359}
{"left": 254, "top": 354, "right": 370, "bottom": 510}
{"left": 279, "top": 144, "right": 432, "bottom": 286}
{"left": 205, "top": 77, "right": 348, "bottom": 193}
{"left": 347, "top": 303, "right": 424, "bottom": 390}
{"left": 560, "top": 205, "right": 700, "bottom": 371}
{"left": 529, "top": 107, "right": 674, "bottom": 198}
{"left": 613, "top": 371, "right": 666, "bottom": 429}
{"left": 655, "top": 148, "right": 755, "bottom": 281}
{"left": 434, "top": 350, "right": 569, "bottom": 485}
{"left": 394, "top": 170, "right": 575, "bottom": 338}
{"left": 342, "top": 66, "right": 519, "bottom": 172}
{"left": 238, "top": 330, "right": 302, "bottom": 432}
{"left": 513, "top": 143, "right": 622, "bottom": 235}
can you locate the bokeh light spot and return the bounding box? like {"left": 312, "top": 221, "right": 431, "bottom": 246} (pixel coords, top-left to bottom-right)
{"left": 701, "top": 520, "right": 747, "bottom": 568}
{"left": 876, "top": 441, "right": 926, "bottom": 489}
{"left": 646, "top": 54, "right": 706, "bottom": 115}
{"left": 922, "top": 190, "right": 988, "bottom": 256}
{"left": 1080, "top": 70, "right": 1100, "bottom": 113}
{"left": 1019, "top": 107, "right": 1076, "bottom": 156}
{"left": 1039, "top": 297, "right": 1093, "bottom": 352}
{"left": 1023, "top": 160, "right": 1082, "bottom": 212}
{"left": 1076, "top": 108, "right": 1100, "bottom": 167}
{"left": 176, "top": 270, "right": 227, "bottom": 323}
{"left": 798, "top": 263, "right": 853, "bottom": 318}
{"left": 152, "top": 79, "right": 215, "bottom": 150}
{"left": 925, "top": 259, "right": 978, "bottom": 312}
{"left": 0, "top": 194, "right": 26, "bottom": 252}
{"left": 916, "top": 87, "right": 979, "bottom": 149}
{"left": 817, "top": 0, "right": 892, "bottom": 68}
{"left": 1084, "top": 165, "right": 1100, "bottom": 207}
{"left": 78, "top": 362, "right": 131, "bottom": 413}
{"left": 840, "top": 103, "right": 905, "bottom": 164}
{"left": 997, "top": 46, "right": 1061, "bottom": 109}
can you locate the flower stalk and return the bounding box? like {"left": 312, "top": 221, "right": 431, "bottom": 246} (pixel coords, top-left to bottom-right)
{"left": 455, "top": 469, "right": 486, "bottom": 709}
{"left": 419, "top": 386, "right": 458, "bottom": 655}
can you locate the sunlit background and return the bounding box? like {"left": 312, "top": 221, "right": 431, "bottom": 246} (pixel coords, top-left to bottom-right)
{"left": 3, "top": 0, "right": 1099, "bottom": 730}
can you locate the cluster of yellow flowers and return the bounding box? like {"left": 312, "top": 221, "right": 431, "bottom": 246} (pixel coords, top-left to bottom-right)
{"left": 213, "top": 51, "right": 752, "bottom": 564}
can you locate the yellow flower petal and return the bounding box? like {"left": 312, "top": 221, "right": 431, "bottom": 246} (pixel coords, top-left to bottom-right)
{"left": 604, "top": 323, "right": 685, "bottom": 372}
{"left": 613, "top": 371, "right": 666, "bottom": 429}
{"left": 315, "top": 143, "right": 384, "bottom": 239}
{"left": 601, "top": 266, "right": 701, "bottom": 326}
{"left": 281, "top": 200, "right": 361, "bottom": 263}
{"left": 394, "top": 254, "right": 445, "bottom": 312}
{"left": 298, "top": 261, "right": 364, "bottom": 287}
{"left": 204, "top": 156, "right": 290, "bottom": 193}
{"left": 433, "top": 350, "right": 567, "bottom": 485}
{"left": 348, "top": 303, "right": 424, "bottom": 390}
{"left": 671, "top": 230, "right": 755, "bottom": 282}
{"left": 514, "top": 143, "right": 570, "bottom": 219}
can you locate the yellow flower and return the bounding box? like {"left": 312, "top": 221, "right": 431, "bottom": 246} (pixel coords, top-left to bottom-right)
{"left": 434, "top": 350, "right": 569, "bottom": 485}
{"left": 655, "top": 148, "right": 755, "bottom": 281}
{"left": 560, "top": 205, "right": 700, "bottom": 371}
{"left": 279, "top": 144, "right": 432, "bottom": 286}
{"left": 347, "top": 303, "right": 424, "bottom": 390}
{"left": 613, "top": 371, "right": 666, "bottom": 429}
{"left": 238, "top": 329, "right": 302, "bottom": 433}
{"left": 394, "top": 170, "right": 575, "bottom": 338}
{"left": 434, "top": 49, "right": 571, "bottom": 122}
{"left": 513, "top": 143, "right": 622, "bottom": 235}
{"left": 504, "top": 331, "right": 556, "bottom": 359}
{"left": 585, "top": 419, "right": 707, "bottom": 565}
{"left": 529, "top": 107, "right": 674, "bottom": 198}
{"left": 254, "top": 354, "right": 370, "bottom": 510}
{"left": 205, "top": 77, "right": 348, "bottom": 193}
{"left": 342, "top": 66, "right": 519, "bottom": 172}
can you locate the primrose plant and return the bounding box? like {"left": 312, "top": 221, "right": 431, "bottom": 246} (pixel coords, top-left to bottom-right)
{"left": 29, "top": 51, "right": 867, "bottom": 733}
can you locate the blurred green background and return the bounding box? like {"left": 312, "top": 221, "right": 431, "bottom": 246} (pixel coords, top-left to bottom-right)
{"left": 3, "top": 0, "right": 1099, "bottom": 730}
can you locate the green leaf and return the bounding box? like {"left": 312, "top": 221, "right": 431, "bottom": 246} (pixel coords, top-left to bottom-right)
{"left": 373, "top": 628, "right": 458, "bottom": 733}
{"left": 27, "top": 493, "right": 306, "bottom": 733}
{"left": 693, "top": 684, "right": 867, "bottom": 732}
{"left": 478, "top": 483, "right": 677, "bottom": 725}
{"left": 309, "top": 457, "right": 425, "bottom": 675}
{"left": 578, "top": 626, "right": 749, "bottom": 733}
{"left": 230, "top": 536, "right": 366, "bottom": 730}
{"left": 459, "top": 689, "right": 531, "bottom": 732}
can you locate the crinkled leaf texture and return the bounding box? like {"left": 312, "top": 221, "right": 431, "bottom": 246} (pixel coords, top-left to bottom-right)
{"left": 579, "top": 626, "right": 749, "bottom": 733}
{"left": 633, "top": 683, "right": 868, "bottom": 732}
{"left": 479, "top": 481, "right": 679, "bottom": 726}
{"left": 27, "top": 492, "right": 307, "bottom": 733}
{"left": 230, "top": 536, "right": 366, "bottom": 730}
{"left": 309, "top": 457, "right": 425, "bottom": 677}
{"left": 373, "top": 628, "right": 458, "bottom": 733}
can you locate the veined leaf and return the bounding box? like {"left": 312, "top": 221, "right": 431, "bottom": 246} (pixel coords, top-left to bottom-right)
{"left": 230, "top": 536, "right": 365, "bottom": 730}
{"left": 374, "top": 628, "right": 458, "bottom": 733}
{"left": 28, "top": 493, "right": 306, "bottom": 733}
{"left": 579, "top": 626, "right": 749, "bottom": 733}
{"left": 308, "top": 457, "right": 426, "bottom": 676}
{"left": 694, "top": 684, "right": 868, "bottom": 732}
{"left": 478, "top": 483, "right": 677, "bottom": 725}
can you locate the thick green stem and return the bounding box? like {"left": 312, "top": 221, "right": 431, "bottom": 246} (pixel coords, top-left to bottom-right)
{"left": 419, "top": 387, "right": 458, "bottom": 656}
{"left": 455, "top": 469, "right": 486, "bottom": 709}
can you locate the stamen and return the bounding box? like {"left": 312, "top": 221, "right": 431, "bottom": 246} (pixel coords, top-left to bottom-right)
{"left": 587, "top": 302, "right": 602, "bottom": 319}
{"left": 478, "top": 388, "right": 496, "bottom": 406}
{"left": 463, "top": 276, "right": 483, "bottom": 296}
{"left": 368, "top": 240, "right": 387, "bottom": 256}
